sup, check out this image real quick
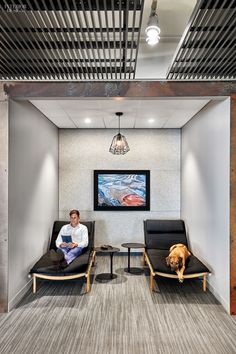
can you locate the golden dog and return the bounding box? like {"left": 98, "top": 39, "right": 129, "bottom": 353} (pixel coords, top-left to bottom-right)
{"left": 166, "top": 243, "right": 191, "bottom": 282}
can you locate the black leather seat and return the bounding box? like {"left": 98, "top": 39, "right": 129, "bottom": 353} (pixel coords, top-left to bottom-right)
{"left": 144, "top": 220, "right": 210, "bottom": 291}
{"left": 30, "top": 220, "right": 96, "bottom": 293}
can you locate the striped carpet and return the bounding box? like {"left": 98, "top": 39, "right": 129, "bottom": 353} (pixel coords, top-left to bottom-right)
{"left": 0, "top": 255, "right": 236, "bottom": 354}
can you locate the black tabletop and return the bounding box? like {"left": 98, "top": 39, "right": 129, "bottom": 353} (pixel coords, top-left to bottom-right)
{"left": 121, "top": 242, "right": 146, "bottom": 249}
{"left": 95, "top": 246, "right": 120, "bottom": 253}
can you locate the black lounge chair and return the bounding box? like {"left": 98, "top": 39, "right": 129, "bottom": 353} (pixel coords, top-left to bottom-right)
{"left": 143, "top": 219, "right": 210, "bottom": 291}
{"left": 29, "top": 220, "right": 96, "bottom": 293}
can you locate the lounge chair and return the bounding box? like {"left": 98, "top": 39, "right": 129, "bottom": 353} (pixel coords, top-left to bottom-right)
{"left": 143, "top": 219, "right": 210, "bottom": 291}
{"left": 29, "top": 220, "right": 96, "bottom": 293}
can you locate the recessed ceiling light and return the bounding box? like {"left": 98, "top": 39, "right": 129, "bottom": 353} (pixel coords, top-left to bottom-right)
{"left": 84, "top": 118, "right": 91, "bottom": 124}
{"left": 148, "top": 118, "right": 155, "bottom": 123}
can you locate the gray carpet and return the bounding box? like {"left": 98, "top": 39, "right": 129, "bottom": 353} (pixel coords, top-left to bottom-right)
{"left": 0, "top": 255, "right": 236, "bottom": 354}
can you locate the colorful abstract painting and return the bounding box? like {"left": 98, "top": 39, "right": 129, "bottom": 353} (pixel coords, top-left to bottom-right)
{"left": 94, "top": 170, "right": 150, "bottom": 211}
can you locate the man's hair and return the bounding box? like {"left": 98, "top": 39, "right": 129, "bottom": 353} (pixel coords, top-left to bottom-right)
{"left": 69, "top": 209, "right": 80, "bottom": 217}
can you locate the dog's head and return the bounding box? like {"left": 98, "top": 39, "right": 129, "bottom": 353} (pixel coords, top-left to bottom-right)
{"left": 166, "top": 255, "right": 183, "bottom": 271}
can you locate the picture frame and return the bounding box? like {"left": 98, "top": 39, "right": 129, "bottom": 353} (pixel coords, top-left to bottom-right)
{"left": 94, "top": 170, "right": 150, "bottom": 211}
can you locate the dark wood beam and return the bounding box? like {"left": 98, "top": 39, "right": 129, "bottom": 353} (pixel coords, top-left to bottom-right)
{"left": 4, "top": 81, "right": 236, "bottom": 99}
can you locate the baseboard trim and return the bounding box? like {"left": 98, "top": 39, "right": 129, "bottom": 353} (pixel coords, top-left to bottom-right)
{"left": 206, "top": 279, "right": 230, "bottom": 314}
{"left": 8, "top": 278, "right": 32, "bottom": 312}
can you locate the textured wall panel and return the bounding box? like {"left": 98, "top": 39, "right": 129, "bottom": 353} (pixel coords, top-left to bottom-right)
{"left": 59, "top": 129, "right": 180, "bottom": 249}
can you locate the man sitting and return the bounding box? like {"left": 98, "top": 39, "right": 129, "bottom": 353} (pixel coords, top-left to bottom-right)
{"left": 50, "top": 209, "right": 88, "bottom": 268}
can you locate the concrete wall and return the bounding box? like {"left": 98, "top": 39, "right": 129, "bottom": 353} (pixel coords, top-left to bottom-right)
{"left": 8, "top": 100, "right": 59, "bottom": 310}
{"left": 181, "top": 99, "right": 230, "bottom": 312}
{"left": 59, "top": 129, "right": 180, "bottom": 249}
{"left": 0, "top": 88, "right": 9, "bottom": 312}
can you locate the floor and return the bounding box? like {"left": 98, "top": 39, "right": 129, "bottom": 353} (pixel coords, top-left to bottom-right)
{"left": 0, "top": 255, "right": 236, "bottom": 354}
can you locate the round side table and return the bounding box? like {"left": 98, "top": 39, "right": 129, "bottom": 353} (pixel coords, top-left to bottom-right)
{"left": 95, "top": 246, "right": 120, "bottom": 282}
{"left": 121, "top": 242, "right": 146, "bottom": 274}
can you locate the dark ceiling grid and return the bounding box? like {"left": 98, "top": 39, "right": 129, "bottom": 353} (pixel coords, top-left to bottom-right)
{"left": 132, "top": 0, "right": 143, "bottom": 79}
{"left": 103, "top": 0, "right": 112, "bottom": 79}
{"left": 87, "top": 0, "right": 105, "bottom": 79}
{"left": 167, "top": 0, "right": 236, "bottom": 80}
{"left": 118, "top": 0, "right": 122, "bottom": 79}
{"left": 46, "top": 0, "right": 72, "bottom": 79}
{"left": 81, "top": 0, "right": 103, "bottom": 79}
{"left": 0, "top": 0, "right": 144, "bottom": 80}
{"left": 129, "top": 0, "right": 137, "bottom": 80}
{"left": 0, "top": 0, "right": 42, "bottom": 79}
{"left": 122, "top": 0, "right": 129, "bottom": 80}
{"left": 188, "top": 0, "right": 235, "bottom": 79}
{"left": 0, "top": 14, "right": 25, "bottom": 78}
{"left": 96, "top": 1, "right": 108, "bottom": 79}
{"left": 180, "top": 0, "right": 223, "bottom": 80}
{"left": 205, "top": 6, "right": 236, "bottom": 79}
{"left": 56, "top": 0, "right": 81, "bottom": 79}
{"left": 75, "top": 1, "right": 95, "bottom": 80}
{"left": 28, "top": 0, "right": 71, "bottom": 79}
{"left": 111, "top": 0, "right": 117, "bottom": 79}
{"left": 23, "top": 0, "right": 61, "bottom": 79}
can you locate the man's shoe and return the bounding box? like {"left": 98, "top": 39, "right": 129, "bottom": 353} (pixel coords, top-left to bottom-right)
{"left": 51, "top": 260, "right": 61, "bottom": 270}
{"left": 50, "top": 249, "right": 59, "bottom": 262}
{"left": 56, "top": 249, "right": 65, "bottom": 261}
{"left": 59, "top": 260, "right": 68, "bottom": 269}
{"left": 50, "top": 249, "right": 65, "bottom": 262}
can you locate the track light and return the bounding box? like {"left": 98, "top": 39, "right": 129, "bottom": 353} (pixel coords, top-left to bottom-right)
{"left": 145, "top": 0, "right": 160, "bottom": 46}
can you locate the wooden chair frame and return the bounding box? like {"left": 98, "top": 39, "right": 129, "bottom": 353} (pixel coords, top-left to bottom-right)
{"left": 144, "top": 251, "right": 209, "bottom": 292}
{"left": 31, "top": 250, "right": 96, "bottom": 294}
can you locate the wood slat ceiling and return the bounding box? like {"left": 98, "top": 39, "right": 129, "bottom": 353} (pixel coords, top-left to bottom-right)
{"left": 167, "top": 0, "right": 236, "bottom": 80}
{"left": 0, "top": 0, "right": 144, "bottom": 80}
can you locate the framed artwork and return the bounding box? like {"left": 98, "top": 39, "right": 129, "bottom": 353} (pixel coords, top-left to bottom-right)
{"left": 94, "top": 170, "right": 150, "bottom": 211}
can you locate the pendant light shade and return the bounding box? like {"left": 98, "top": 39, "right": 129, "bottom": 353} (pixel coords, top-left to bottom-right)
{"left": 109, "top": 112, "right": 130, "bottom": 155}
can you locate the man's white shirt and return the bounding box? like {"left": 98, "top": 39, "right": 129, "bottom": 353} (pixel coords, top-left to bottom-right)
{"left": 56, "top": 223, "right": 88, "bottom": 248}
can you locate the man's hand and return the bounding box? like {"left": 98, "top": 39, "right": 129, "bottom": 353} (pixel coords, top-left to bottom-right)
{"left": 60, "top": 242, "right": 68, "bottom": 248}
{"left": 67, "top": 242, "right": 78, "bottom": 248}
{"left": 60, "top": 242, "right": 78, "bottom": 248}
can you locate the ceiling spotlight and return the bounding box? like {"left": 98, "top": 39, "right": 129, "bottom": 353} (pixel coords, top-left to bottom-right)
{"left": 145, "top": 0, "right": 160, "bottom": 46}
{"left": 109, "top": 112, "right": 130, "bottom": 155}
{"left": 84, "top": 118, "right": 91, "bottom": 124}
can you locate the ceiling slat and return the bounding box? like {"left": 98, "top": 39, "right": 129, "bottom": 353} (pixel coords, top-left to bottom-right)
{"left": 185, "top": 0, "right": 230, "bottom": 79}
{"left": 167, "top": 0, "right": 236, "bottom": 80}
{"left": 27, "top": 1, "right": 63, "bottom": 79}
{"left": 74, "top": 0, "right": 95, "bottom": 80}
{"left": 0, "top": 0, "right": 144, "bottom": 80}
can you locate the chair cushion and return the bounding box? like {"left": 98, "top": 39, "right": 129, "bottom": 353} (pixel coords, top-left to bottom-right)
{"left": 146, "top": 249, "right": 210, "bottom": 275}
{"left": 145, "top": 220, "right": 186, "bottom": 234}
{"left": 30, "top": 250, "right": 91, "bottom": 276}
{"left": 144, "top": 220, "right": 188, "bottom": 250}
{"left": 145, "top": 233, "right": 188, "bottom": 250}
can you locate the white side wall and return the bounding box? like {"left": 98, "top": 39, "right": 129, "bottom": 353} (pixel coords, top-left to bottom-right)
{"left": 181, "top": 99, "right": 230, "bottom": 313}
{"left": 59, "top": 129, "right": 180, "bottom": 248}
{"left": 8, "top": 100, "right": 59, "bottom": 310}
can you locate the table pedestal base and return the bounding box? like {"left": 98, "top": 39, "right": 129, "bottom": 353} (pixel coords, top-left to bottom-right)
{"left": 124, "top": 267, "right": 143, "bottom": 275}
{"left": 96, "top": 273, "right": 117, "bottom": 282}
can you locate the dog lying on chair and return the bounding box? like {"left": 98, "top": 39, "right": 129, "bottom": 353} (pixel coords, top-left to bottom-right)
{"left": 166, "top": 243, "right": 191, "bottom": 282}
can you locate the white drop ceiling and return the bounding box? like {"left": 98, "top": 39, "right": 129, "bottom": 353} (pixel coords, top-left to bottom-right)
{"left": 30, "top": 98, "right": 211, "bottom": 129}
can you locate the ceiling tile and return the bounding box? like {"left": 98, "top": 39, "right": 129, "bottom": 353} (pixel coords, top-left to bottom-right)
{"left": 30, "top": 98, "right": 212, "bottom": 129}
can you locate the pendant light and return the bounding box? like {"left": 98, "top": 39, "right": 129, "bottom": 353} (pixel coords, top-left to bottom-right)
{"left": 109, "top": 112, "right": 130, "bottom": 155}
